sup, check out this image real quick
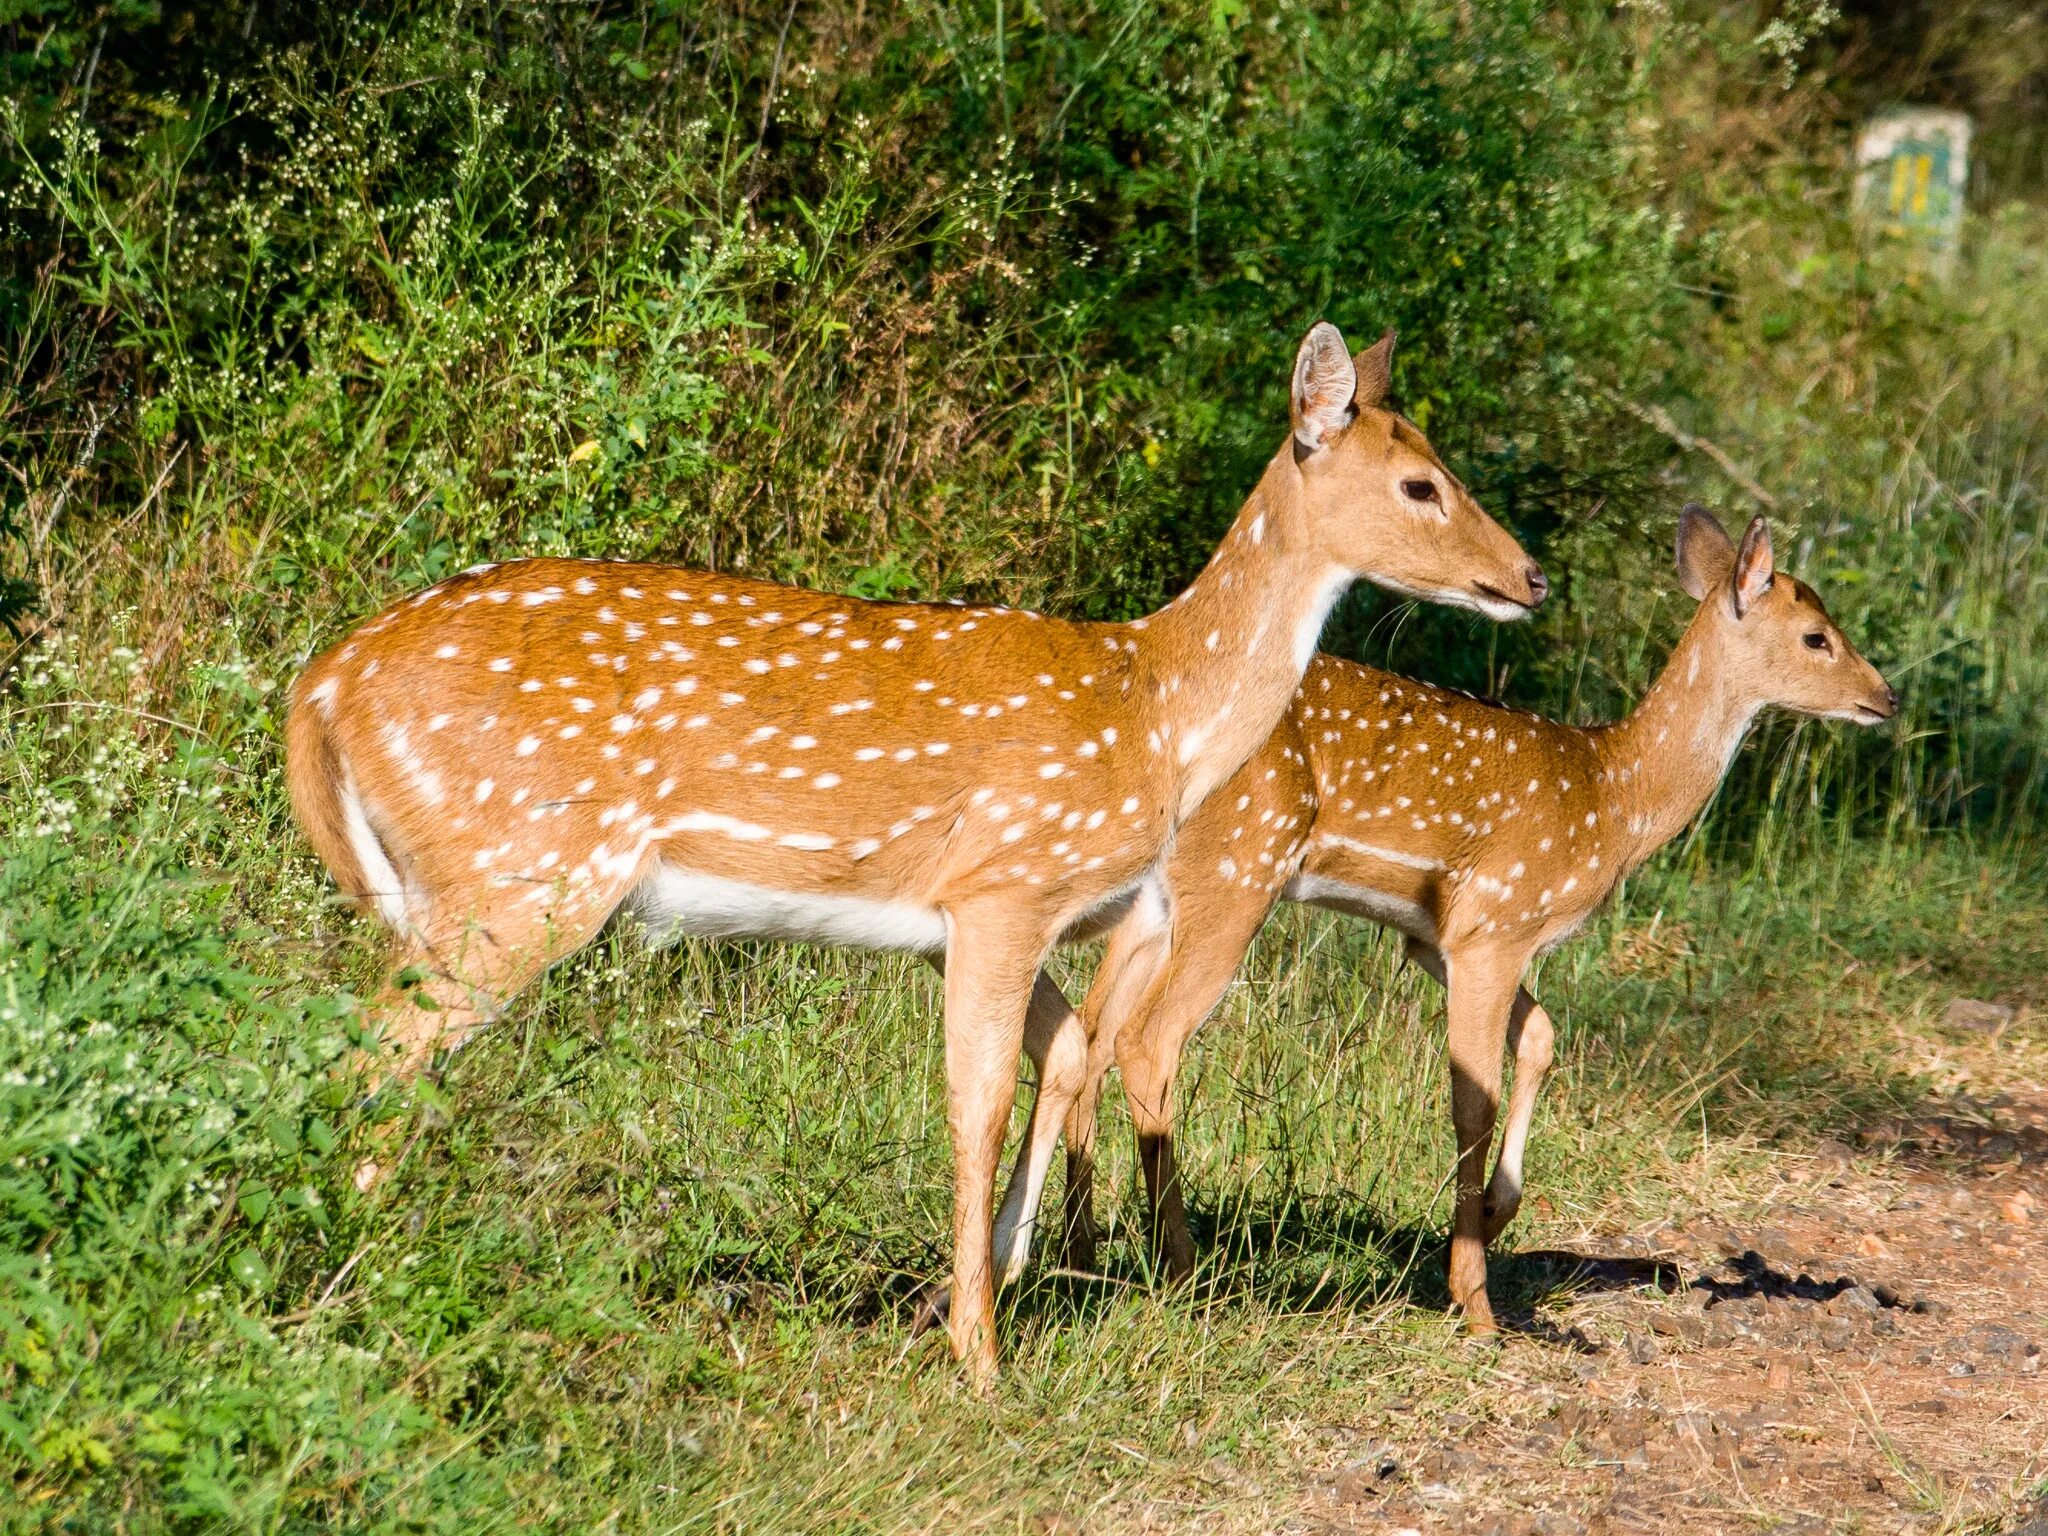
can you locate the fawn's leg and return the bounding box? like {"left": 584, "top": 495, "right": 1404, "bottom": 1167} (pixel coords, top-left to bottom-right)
{"left": 1056, "top": 894, "right": 1178, "bottom": 1270}
{"left": 1115, "top": 894, "right": 1272, "bottom": 1283}
{"left": 938, "top": 910, "right": 1045, "bottom": 1386}
{"left": 1404, "top": 941, "right": 1552, "bottom": 1243}
{"left": 1440, "top": 945, "right": 1526, "bottom": 1335}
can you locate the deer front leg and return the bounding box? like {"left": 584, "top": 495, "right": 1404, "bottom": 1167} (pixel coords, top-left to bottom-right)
{"left": 1441, "top": 947, "right": 1524, "bottom": 1335}
{"left": 937, "top": 913, "right": 1043, "bottom": 1387}
{"left": 1054, "top": 889, "right": 1179, "bottom": 1272}
{"left": 1116, "top": 891, "right": 1269, "bottom": 1283}
{"left": 1405, "top": 941, "right": 1551, "bottom": 1245}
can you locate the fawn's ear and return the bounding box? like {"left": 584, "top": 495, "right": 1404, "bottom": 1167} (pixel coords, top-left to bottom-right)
{"left": 1732, "top": 515, "right": 1775, "bottom": 617}
{"left": 1675, "top": 503, "right": 1736, "bottom": 600}
{"left": 1351, "top": 328, "right": 1397, "bottom": 411}
{"left": 1292, "top": 322, "right": 1357, "bottom": 453}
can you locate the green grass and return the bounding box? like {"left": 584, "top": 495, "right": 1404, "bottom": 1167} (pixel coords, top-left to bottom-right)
{"left": 4, "top": 625, "right": 2045, "bottom": 1530}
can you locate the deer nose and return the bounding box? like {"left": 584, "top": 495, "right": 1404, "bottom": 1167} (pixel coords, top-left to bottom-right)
{"left": 1882, "top": 684, "right": 1901, "bottom": 715}
{"left": 1524, "top": 564, "right": 1549, "bottom": 607}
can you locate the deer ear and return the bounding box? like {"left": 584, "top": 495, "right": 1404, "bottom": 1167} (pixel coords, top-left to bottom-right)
{"left": 1352, "top": 328, "right": 1396, "bottom": 411}
{"left": 1675, "top": 503, "right": 1736, "bottom": 601}
{"left": 1732, "top": 515, "right": 1775, "bottom": 617}
{"left": 1292, "top": 322, "right": 1357, "bottom": 453}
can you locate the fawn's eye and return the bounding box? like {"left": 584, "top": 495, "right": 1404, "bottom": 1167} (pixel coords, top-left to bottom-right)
{"left": 1803, "top": 632, "right": 1831, "bottom": 652}
{"left": 1401, "top": 478, "right": 1439, "bottom": 503}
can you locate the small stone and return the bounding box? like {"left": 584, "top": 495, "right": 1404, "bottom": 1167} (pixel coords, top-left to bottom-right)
{"left": 1942, "top": 997, "right": 2015, "bottom": 1033}
{"left": 1334, "top": 1444, "right": 1403, "bottom": 1502}
{"left": 1911, "top": 1296, "right": 1946, "bottom": 1318}
{"left": 1819, "top": 1318, "right": 1859, "bottom": 1352}
{"left": 1948, "top": 1361, "right": 1977, "bottom": 1377}
{"left": 1827, "top": 1284, "right": 1881, "bottom": 1316}
{"left": 1647, "top": 1310, "right": 1707, "bottom": 1343}
{"left": 1625, "top": 1331, "right": 1660, "bottom": 1364}
{"left": 1765, "top": 1359, "right": 1794, "bottom": 1393}
{"left": 1857, "top": 1232, "right": 1890, "bottom": 1258}
{"left": 352, "top": 1158, "right": 383, "bottom": 1193}
{"left": 1872, "top": 1283, "right": 1903, "bottom": 1308}
{"left": 2004, "top": 1190, "right": 2035, "bottom": 1224}
{"left": 1964, "top": 1323, "right": 2028, "bottom": 1361}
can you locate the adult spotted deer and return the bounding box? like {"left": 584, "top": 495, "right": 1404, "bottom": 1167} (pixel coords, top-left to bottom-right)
{"left": 285, "top": 323, "right": 1547, "bottom": 1382}
{"left": 1006, "top": 507, "right": 1895, "bottom": 1333}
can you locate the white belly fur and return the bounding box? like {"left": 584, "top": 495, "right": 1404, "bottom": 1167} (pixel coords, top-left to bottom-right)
{"left": 627, "top": 862, "right": 949, "bottom": 954}
{"left": 1283, "top": 870, "right": 1437, "bottom": 947}
{"left": 1059, "top": 871, "right": 1163, "bottom": 947}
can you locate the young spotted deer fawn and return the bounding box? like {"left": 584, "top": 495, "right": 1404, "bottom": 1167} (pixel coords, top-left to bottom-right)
{"left": 1013, "top": 507, "right": 1895, "bottom": 1333}
{"left": 285, "top": 323, "right": 1548, "bottom": 1382}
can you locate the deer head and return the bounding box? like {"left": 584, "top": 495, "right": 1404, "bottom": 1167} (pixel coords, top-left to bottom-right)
{"left": 1288, "top": 323, "right": 1548, "bottom": 621}
{"left": 1675, "top": 505, "right": 1898, "bottom": 725}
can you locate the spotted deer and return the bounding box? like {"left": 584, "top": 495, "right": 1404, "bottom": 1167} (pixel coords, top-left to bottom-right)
{"left": 284, "top": 322, "right": 1547, "bottom": 1381}
{"left": 995, "top": 507, "right": 1895, "bottom": 1333}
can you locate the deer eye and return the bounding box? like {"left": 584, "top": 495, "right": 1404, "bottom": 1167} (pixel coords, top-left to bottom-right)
{"left": 1401, "top": 479, "right": 1439, "bottom": 503}
{"left": 1803, "top": 632, "right": 1831, "bottom": 652}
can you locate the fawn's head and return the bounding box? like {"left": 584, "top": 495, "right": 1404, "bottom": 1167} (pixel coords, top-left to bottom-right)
{"left": 1288, "top": 322, "right": 1547, "bottom": 622}
{"left": 1676, "top": 505, "right": 1897, "bottom": 724}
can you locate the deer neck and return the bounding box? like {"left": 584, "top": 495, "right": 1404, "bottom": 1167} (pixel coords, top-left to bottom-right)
{"left": 1597, "top": 609, "right": 1761, "bottom": 865}
{"left": 1130, "top": 447, "right": 1352, "bottom": 822}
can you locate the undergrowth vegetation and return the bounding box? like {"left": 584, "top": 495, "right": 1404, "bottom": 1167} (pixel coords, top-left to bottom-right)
{"left": 2, "top": 2, "right": 2046, "bottom": 1530}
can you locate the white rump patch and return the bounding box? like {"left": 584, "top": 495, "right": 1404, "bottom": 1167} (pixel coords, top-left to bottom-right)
{"left": 338, "top": 767, "right": 412, "bottom": 929}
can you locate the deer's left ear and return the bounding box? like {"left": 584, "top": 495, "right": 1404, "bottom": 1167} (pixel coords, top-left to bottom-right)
{"left": 1351, "top": 329, "right": 1396, "bottom": 411}
{"left": 1733, "top": 516, "right": 1774, "bottom": 617}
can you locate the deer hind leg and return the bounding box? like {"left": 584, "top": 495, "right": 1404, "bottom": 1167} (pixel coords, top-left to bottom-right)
{"left": 363, "top": 869, "right": 642, "bottom": 1079}
{"left": 1440, "top": 946, "right": 1526, "bottom": 1335}
{"left": 1484, "top": 994, "right": 1554, "bottom": 1243}
{"left": 1404, "top": 942, "right": 1552, "bottom": 1245}
{"left": 938, "top": 909, "right": 1046, "bottom": 1387}
{"left": 989, "top": 971, "right": 1089, "bottom": 1287}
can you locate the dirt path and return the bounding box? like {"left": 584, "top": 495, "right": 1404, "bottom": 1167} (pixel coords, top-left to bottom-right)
{"left": 1290, "top": 1032, "right": 2047, "bottom": 1535}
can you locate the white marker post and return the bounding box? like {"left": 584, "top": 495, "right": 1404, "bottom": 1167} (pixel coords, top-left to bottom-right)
{"left": 1855, "top": 108, "right": 1972, "bottom": 279}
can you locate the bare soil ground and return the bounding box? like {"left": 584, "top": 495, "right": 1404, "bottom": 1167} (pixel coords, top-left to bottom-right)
{"left": 1279, "top": 1023, "right": 2046, "bottom": 1536}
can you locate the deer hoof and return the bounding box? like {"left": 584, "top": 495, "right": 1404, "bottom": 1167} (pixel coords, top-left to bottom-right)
{"left": 1460, "top": 1294, "right": 1499, "bottom": 1337}
{"left": 1482, "top": 1194, "right": 1520, "bottom": 1245}
{"left": 908, "top": 1282, "right": 952, "bottom": 1338}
